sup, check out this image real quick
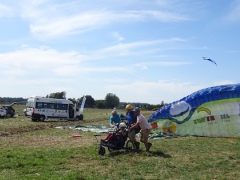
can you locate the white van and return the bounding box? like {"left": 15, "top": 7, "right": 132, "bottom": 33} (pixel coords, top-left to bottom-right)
{"left": 25, "top": 96, "right": 86, "bottom": 121}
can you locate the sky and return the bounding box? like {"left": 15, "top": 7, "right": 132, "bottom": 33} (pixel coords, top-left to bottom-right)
{"left": 0, "top": 0, "right": 240, "bottom": 105}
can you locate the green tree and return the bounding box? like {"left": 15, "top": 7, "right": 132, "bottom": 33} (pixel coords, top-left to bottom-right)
{"left": 47, "top": 91, "right": 66, "bottom": 99}
{"left": 105, "top": 93, "right": 120, "bottom": 109}
{"left": 77, "top": 95, "right": 95, "bottom": 108}
{"left": 68, "top": 98, "right": 76, "bottom": 104}
{"left": 95, "top": 100, "right": 106, "bottom": 109}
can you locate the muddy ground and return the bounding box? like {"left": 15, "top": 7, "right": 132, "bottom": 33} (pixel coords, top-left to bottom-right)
{"left": 0, "top": 117, "right": 107, "bottom": 137}
{"left": 0, "top": 118, "right": 108, "bottom": 148}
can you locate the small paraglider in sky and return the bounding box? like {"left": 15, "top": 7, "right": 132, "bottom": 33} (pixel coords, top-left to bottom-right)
{"left": 202, "top": 57, "right": 217, "bottom": 66}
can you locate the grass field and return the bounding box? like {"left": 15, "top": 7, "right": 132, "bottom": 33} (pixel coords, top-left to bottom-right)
{"left": 0, "top": 105, "right": 240, "bottom": 180}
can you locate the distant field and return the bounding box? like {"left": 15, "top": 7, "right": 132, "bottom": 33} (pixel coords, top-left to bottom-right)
{"left": 0, "top": 107, "right": 240, "bottom": 180}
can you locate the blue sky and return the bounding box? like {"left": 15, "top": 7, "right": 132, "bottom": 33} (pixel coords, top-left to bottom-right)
{"left": 0, "top": 0, "right": 240, "bottom": 104}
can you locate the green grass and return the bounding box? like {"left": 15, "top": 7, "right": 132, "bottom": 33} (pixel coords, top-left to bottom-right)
{"left": 0, "top": 107, "right": 240, "bottom": 179}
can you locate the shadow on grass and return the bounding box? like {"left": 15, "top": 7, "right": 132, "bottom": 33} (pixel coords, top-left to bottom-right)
{"left": 107, "top": 149, "right": 171, "bottom": 158}
{"left": 148, "top": 150, "right": 172, "bottom": 158}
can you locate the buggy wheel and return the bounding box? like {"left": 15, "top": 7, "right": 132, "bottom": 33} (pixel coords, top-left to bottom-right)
{"left": 98, "top": 146, "right": 105, "bottom": 156}
{"left": 126, "top": 140, "right": 136, "bottom": 152}
{"left": 108, "top": 147, "right": 115, "bottom": 152}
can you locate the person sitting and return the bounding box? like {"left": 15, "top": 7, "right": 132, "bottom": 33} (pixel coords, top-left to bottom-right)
{"left": 118, "top": 122, "right": 128, "bottom": 137}
{"left": 102, "top": 122, "right": 128, "bottom": 148}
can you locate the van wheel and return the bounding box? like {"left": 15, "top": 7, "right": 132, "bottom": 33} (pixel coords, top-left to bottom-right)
{"left": 79, "top": 114, "right": 83, "bottom": 120}
{"left": 6, "top": 113, "right": 12, "bottom": 118}
{"left": 39, "top": 116, "right": 45, "bottom": 121}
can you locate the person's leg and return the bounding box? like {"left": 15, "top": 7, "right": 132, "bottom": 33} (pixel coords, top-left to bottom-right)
{"left": 108, "top": 134, "right": 117, "bottom": 141}
{"left": 105, "top": 134, "right": 111, "bottom": 141}
{"left": 140, "top": 130, "right": 144, "bottom": 143}
{"left": 129, "top": 129, "right": 139, "bottom": 150}
{"left": 141, "top": 129, "right": 151, "bottom": 151}
{"left": 146, "top": 129, "right": 152, "bottom": 151}
{"left": 128, "top": 129, "right": 136, "bottom": 142}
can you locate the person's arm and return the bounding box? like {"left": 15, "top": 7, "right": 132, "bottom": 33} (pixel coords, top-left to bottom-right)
{"left": 110, "top": 123, "right": 114, "bottom": 128}
{"left": 118, "top": 114, "right": 122, "bottom": 123}
{"left": 109, "top": 117, "right": 114, "bottom": 128}
{"left": 130, "top": 121, "right": 140, "bottom": 129}
{"left": 122, "top": 130, "right": 127, "bottom": 136}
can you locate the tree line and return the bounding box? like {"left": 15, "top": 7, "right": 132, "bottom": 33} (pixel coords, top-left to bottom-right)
{"left": 0, "top": 97, "right": 27, "bottom": 104}
{"left": 46, "top": 91, "right": 121, "bottom": 109}
{"left": 45, "top": 91, "right": 166, "bottom": 110}
{"left": 0, "top": 91, "right": 166, "bottom": 110}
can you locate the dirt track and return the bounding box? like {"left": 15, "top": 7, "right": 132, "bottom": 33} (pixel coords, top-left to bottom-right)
{"left": 0, "top": 118, "right": 107, "bottom": 137}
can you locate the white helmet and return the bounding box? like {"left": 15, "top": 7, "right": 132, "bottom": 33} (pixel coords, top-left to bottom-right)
{"left": 119, "top": 122, "right": 126, "bottom": 128}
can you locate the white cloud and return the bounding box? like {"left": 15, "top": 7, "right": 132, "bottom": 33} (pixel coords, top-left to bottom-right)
{"left": 0, "top": 77, "right": 70, "bottom": 86}
{"left": 213, "top": 80, "right": 236, "bottom": 86}
{"left": 53, "top": 66, "right": 130, "bottom": 76}
{"left": 0, "top": 3, "right": 13, "bottom": 18}
{"left": 104, "top": 80, "right": 203, "bottom": 104}
{"left": 0, "top": 46, "right": 82, "bottom": 77}
{"left": 13, "top": 0, "right": 191, "bottom": 39}
{"left": 138, "top": 10, "right": 190, "bottom": 22}
{"left": 135, "top": 61, "right": 191, "bottom": 69}
{"left": 2, "top": 69, "right": 28, "bottom": 76}
{"left": 112, "top": 32, "right": 124, "bottom": 42}
{"left": 95, "top": 38, "right": 186, "bottom": 57}
{"left": 28, "top": 10, "right": 189, "bottom": 39}
{"left": 225, "top": 0, "right": 240, "bottom": 22}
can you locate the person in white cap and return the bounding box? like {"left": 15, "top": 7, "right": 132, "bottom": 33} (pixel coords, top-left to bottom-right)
{"left": 109, "top": 110, "right": 122, "bottom": 128}
{"left": 130, "top": 107, "right": 152, "bottom": 152}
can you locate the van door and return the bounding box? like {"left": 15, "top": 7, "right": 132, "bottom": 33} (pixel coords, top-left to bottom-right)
{"left": 68, "top": 104, "right": 74, "bottom": 118}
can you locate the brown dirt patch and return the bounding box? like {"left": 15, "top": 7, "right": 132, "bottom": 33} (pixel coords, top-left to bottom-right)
{"left": 0, "top": 118, "right": 106, "bottom": 148}
{"left": 0, "top": 118, "right": 106, "bottom": 137}
{"left": 0, "top": 135, "right": 96, "bottom": 149}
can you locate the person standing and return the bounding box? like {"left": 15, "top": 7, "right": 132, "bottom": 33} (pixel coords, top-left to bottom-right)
{"left": 130, "top": 107, "right": 152, "bottom": 152}
{"left": 125, "top": 104, "right": 140, "bottom": 150}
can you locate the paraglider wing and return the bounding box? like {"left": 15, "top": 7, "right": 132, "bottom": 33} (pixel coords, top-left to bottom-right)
{"left": 202, "top": 57, "right": 217, "bottom": 66}
{"left": 148, "top": 83, "right": 240, "bottom": 137}
{"left": 80, "top": 96, "right": 86, "bottom": 113}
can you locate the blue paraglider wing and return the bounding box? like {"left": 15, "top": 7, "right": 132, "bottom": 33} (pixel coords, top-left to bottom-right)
{"left": 148, "top": 83, "right": 240, "bottom": 137}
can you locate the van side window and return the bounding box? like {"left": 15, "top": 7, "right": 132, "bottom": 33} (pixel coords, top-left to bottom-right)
{"left": 36, "top": 102, "right": 43, "bottom": 109}
{"left": 55, "top": 104, "right": 68, "bottom": 110}
{"left": 43, "top": 103, "right": 48, "bottom": 109}
{"left": 47, "top": 103, "right": 54, "bottom": 109}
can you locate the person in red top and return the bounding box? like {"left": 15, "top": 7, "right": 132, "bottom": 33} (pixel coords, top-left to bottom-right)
{"left": 130, "top": 107, "right": 152, "bottom": 152}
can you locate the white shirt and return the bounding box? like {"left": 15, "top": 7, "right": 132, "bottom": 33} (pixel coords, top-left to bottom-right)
{"left": 137, "top": 114, "right": 151, "bottom": 130}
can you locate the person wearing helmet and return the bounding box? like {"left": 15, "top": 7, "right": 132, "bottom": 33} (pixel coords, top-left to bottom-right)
{"left": 117, "top": 122, "right": 128, "bottom": 147}
{"left": 109, "top": 110, "right": 122, "bottom": 128}
{"left": 102, "top": 122, "right": 128, "bottom": 148}
{"left": 130, "top": 107, "right": 152, "bottom": 152}
{"left": 119, "top": 122, "right": 127, "bottom": 128}
{"left": 118, "top": 122, "right": 127, "bottom": 138}
{"left": 125, "top": 104, "right": 140, "bottom": 151}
